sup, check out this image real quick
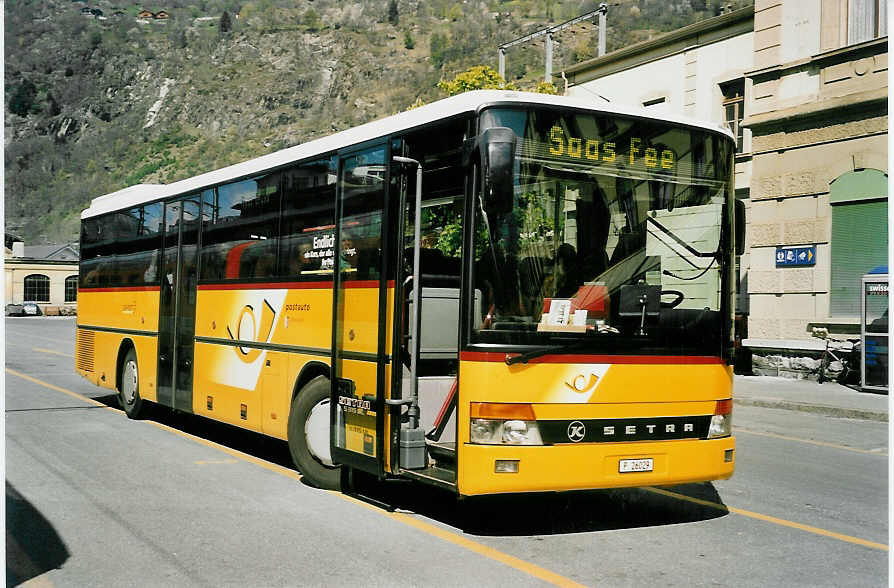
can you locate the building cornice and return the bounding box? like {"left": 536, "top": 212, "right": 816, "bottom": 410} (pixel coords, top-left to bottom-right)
{"left": 746, "top": 36, "right": 888, "bottom": 82}
{"left": 564, "top": 7, "right": 754, "bottom": 84}
{"left": 4, "top": 258, "right": 79, "bottom": 267}
{"left": 742, "top": 87, "right": 887, "bottom": 129}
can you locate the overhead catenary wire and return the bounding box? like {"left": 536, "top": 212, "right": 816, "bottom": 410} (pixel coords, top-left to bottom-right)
{"left": 498, "top": 2, "right": 621, "bottom": 84}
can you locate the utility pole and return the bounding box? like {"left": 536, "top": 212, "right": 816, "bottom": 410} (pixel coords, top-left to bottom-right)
{"left": 597, "top": 2, "right": 607, "bottom": 57}
{"left": 544, "top": 33, "right": 553, "bottom": 82}
{"left": 498, "top": 4, "right": 609, "bottom": 84}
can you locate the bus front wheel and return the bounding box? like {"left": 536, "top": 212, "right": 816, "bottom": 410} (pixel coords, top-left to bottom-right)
{"left": 119, "top": 348, "right": 146, "bottom": 419}
{"left": 288, "top": 376, "right": 341, "bottom": 490}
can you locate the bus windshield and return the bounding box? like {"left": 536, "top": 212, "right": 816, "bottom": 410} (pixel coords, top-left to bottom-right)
{"left": 472, "top": 107, "right": 734, "bottom": 356}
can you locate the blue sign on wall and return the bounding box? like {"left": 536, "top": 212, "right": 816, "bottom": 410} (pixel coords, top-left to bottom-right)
{"left": 775, "top": 245, "right": 816, "bottom": 267}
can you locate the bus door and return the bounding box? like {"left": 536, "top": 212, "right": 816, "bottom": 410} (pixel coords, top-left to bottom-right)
{"left": 330, "top": 143, "right": 391, "bottom": 476}
{"left": 390, "top": 136, "right": 467, "bottom": 487}
{"left": 157, "top": 194, "right": 201, "bottom": 412}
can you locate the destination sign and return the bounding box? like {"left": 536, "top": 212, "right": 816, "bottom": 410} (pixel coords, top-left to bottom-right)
{"left": 546, "top": 126, "right": 676, "bottom": 170}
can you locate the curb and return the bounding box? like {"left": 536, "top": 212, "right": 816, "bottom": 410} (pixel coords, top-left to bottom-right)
{"left": 734, "top": 398, "right": 888, "bottom": 422}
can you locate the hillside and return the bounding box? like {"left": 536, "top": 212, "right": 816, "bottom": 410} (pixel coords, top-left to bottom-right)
{"left": 4, "top": 0, "right": 750, "bottom": 245}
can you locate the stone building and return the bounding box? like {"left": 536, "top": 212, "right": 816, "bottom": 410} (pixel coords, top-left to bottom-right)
{"left": 5, "top": 238, "right": 80, "bottom": 314}
{"left": 743, "top": 0, "right": 887, "bottom": 372}
{"left": 563, "top": 2, "right": 887, "bottom": 375}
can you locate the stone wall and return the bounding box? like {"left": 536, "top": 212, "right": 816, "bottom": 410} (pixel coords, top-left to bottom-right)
{"left": 743, "top": 3, "right": 887, "bottom": 346}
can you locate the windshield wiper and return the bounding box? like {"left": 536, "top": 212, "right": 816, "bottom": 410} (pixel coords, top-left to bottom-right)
{"left": 645, "top": 216, "right": 716, "bottom": 261}
{"left": 645, "top": 215, "right": 721, "bottom": 281}
{"left": 505, "top": 341, "right": 591, "bottom": 366}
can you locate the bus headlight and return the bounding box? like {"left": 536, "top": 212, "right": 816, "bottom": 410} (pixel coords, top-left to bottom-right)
{"left": 470, "top": 419, "right": 543, "bottom": 445}
{"left": 708, "top": 399, "right": 732, "bottom": 438}
{"left": 470, "top": 419, "right": 501, "bottom": 444}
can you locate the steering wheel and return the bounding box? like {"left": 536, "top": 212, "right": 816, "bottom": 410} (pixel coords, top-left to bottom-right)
{"left": 660, "top": 289, "right": 684, "bottom": 308}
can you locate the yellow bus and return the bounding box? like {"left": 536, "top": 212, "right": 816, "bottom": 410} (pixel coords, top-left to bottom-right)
{"left": 76, "top": 90, "right": 742, "bottom": 495}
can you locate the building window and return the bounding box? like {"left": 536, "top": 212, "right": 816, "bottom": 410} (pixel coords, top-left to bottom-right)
{"left": 848, "top": 0, "right": 887, "bottom": 44}
{"left": 829, "top": 169, "right": 888, "bottom": 317}
{"left": 65, "top": 275, "right": 78, "bottom": 302}
{"left": 24, "top": 274, "right": 50, "bottom": 302}
{"left": 721, "top": 80, "right": 744, "bottom": 153}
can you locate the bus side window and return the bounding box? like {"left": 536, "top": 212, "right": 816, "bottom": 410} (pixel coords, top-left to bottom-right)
{"left": 278, "top": 157, "right": 337, "bottom": 280}
{"left": 200, "top": 175, "right": 281, "bottom": 281}
{"left": 80, "top": 217, "right": 102, "bottom": 288}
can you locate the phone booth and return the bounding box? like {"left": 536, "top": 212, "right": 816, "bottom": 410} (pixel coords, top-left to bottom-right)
{"left": 861, "top": 267, "right": 888, "bottom": 392}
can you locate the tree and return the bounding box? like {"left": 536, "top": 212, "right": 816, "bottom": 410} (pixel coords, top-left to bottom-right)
{"left": 302, "top": 7, "right": 321, "bottom": 31}
{"left": 46, "top": 92, "right": 61, "bottom": 117}
{"left": 437, "top": 65, "right": 512, "bottom": 96}
{"left": 388, "top": 0, "right": 399, "bottom": 26}
{"left": 9, "top": 79, "right": 37, "bottom": 117}
{"left": 403, "top": 30, "right": 415, "bottom": 50}
{"left": 532, "top": 81, "right": 559, "bottom": 95}
{"left": 429, "top": 32, "right": 449, "bottom": 68}
{"left": 219, "top": 10, "right": 232, "bottom": 35}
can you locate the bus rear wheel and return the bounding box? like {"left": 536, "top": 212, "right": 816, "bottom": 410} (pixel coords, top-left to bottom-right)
{"left": 119, "top": 348, "right": 146, "bottom": 419}
{"left": 288, "top": 376, "right": 341, "bottom": 490}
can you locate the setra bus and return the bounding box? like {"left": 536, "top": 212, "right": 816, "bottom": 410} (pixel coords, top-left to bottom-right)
{"left": 76, "top": 90, "right": 743, "bottom": 495}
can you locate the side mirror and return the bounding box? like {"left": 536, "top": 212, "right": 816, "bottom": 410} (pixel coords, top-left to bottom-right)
{"left": 735, "top": 199, "right": 746, "bottom": 256}
{"left": 478, "top": 127, "right": 517, "bottom": 215}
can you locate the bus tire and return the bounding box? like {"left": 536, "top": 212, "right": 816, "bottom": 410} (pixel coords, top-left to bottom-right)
{"left": 119, "top": 348, "right": 146, "bottom": 419}
{"left": 288, "top": 376, "right": 341, "bottom": 490}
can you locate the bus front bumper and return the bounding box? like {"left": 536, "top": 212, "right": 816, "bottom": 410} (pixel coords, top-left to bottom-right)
{"left": 458, "top": 436, "right": 735, "bottom": 496}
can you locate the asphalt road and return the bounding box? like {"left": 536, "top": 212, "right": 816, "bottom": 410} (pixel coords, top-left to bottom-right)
{"left": 5, "top": 318, "right": 889, "bottom": 587}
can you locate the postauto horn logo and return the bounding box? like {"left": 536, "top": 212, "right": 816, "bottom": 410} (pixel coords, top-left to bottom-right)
{"left": 564, "top": 372, "right": 600, "bottom": 394}
{"left": 227, "top": 300, "right": 276, "bottom": 362}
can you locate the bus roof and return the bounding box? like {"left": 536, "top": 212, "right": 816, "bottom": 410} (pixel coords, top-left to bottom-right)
{"left": 82, "top": 90, "right": 734, "bottom": 219}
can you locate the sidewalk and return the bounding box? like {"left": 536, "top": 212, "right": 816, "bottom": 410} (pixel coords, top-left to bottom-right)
{"left": 734, "top": 375, "right": 889, "bottom": 422}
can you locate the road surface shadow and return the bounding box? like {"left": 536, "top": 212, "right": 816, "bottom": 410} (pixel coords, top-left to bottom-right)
{"left": 93, "top": 394, "right": 296, "bottom": 469}
{"left": 350, "top": 476, "right": 729, "bottom": 536}
{"left": 93, "top": 396, "right": 729, "bottom": 537}
{"left": 6, "top": 482, "right": 70, "bottom": 586}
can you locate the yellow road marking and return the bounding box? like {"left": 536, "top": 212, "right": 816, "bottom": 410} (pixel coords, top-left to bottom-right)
{"left": 9, "top": 369, "right": 888, "bottom": 570}
{"left": 195, "top": 459, "right": 239, "bottom": 465}
{"left": 21, "top": 576, "right": 54, "bottom": 588}
{"left": 6, "top": 369, "right": 586, "bottom": 586}
{"left": 736, "top": 426, "right": 888, "bottom": 456}
{"left": 6, "top": 369, "right": 109, "bottom": 410}
{"left": 136, "top": 425, "right": 586, "bottom": 587}
{"left": 645, "top": 487, "right": 888, "bottom": 552}
{"left": 148, "top": 420, "right": 303, "bottom": 481}
{"left": 32, "top": 347, "right": 75, "bottom": 358}
{"left": 342, "top": 494, "right": 589, "bottom": 588}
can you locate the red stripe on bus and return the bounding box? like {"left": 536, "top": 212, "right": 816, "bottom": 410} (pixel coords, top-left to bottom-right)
{"left": 460, "top": 351, "right": 723, "bottom": 365}
{"left": 78, "top": 286, "right": 161, "bottom": 293}
{"left": 198, "top": 281, "right": 330, "bottom": 291}
{"left": 225, "top": 242, "right": 255, "bottom": 279}
{"left": 197, "top": 280, "right": 396, "bottom": 291}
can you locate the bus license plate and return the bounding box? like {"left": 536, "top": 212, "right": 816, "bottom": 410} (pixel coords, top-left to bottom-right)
{"left": 619, "top": 458, "right": 653, "bottom": 473}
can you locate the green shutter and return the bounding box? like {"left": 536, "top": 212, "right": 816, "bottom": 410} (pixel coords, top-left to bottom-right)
{"left": 830, "top": 169, "right": 888, "bottom": 317}
{"left": 829, "top": 168, "right": 887, "bottom": 203}
{"left": 830, "top": 202, "right": 888, "bottom": 317}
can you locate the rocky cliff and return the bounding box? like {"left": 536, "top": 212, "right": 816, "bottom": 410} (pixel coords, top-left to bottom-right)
{"left": 5, "top": 0, "right": 745, "bottom": 244}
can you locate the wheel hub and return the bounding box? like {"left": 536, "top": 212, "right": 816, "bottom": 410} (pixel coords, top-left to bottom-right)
{"left": 122, "top": 360, "right": 138, "bottom": 405}
{"left": 305, "top": 399, "right": 334, "bottom": 467}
